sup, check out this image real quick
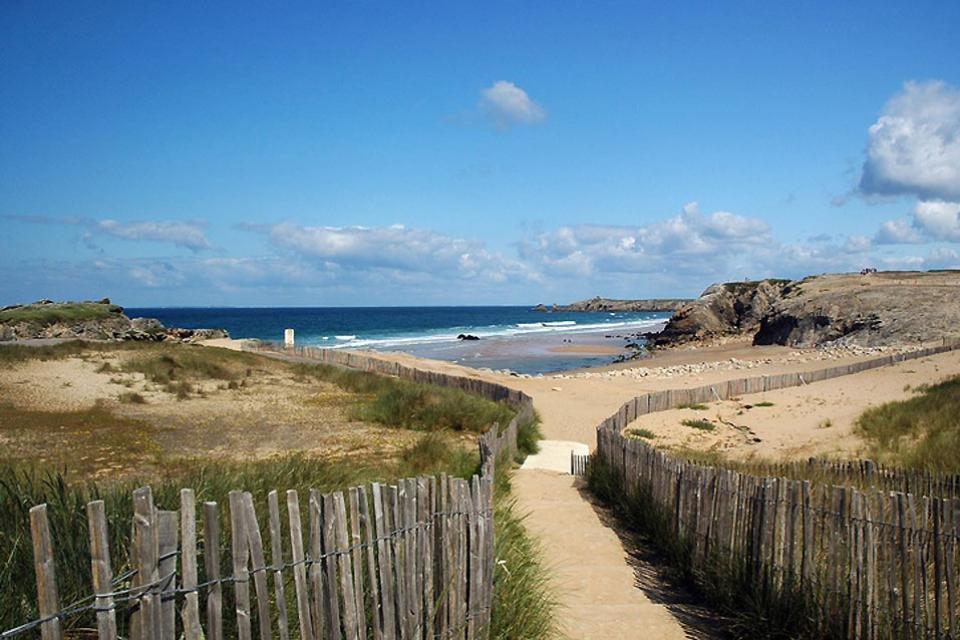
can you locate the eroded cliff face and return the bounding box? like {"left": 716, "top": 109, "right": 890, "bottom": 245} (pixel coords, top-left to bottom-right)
{"left": 650, "top": 279, "right": 790, "bottom": 346}
{"left": 652, "top": 271, "right": 960, "bottom": 349}
{"left": 753, "top": 271, "right": 960, "bottom": 347}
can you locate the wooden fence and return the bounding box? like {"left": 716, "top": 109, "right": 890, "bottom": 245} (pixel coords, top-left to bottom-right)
{"left": 592, "top": 339, "right": 960, "bottom": 638}
{"left": 6, "top": 345, "right": 535, "bottom": 640}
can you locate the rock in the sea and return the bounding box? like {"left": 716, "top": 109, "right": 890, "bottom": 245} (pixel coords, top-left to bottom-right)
{"left": 457, "top": 334, "right": 480, "bottom": 341}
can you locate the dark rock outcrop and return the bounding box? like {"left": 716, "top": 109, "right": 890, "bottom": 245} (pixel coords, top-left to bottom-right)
{"left": 651, "top": 271, "right": 960, "bottom": 349}
{"left": 650, "top": 280, "right": 790, "bottom": 347}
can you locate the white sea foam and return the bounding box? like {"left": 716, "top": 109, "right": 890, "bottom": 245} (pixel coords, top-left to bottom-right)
{"left": 323, "top": 318, "right": 668, "bottom": 350}
{"left": 516, "top": 320, "right": 577, "bottom": 328}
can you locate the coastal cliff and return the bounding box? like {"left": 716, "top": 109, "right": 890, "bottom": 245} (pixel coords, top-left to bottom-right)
{"left": 0, "top": 299, "right": 229, "bottom": 342}
{"left": 534, "top": 296, "right": 690, "bottom": 312}
{"left": 651, "top": 271, "right": 960, "bottom": 349}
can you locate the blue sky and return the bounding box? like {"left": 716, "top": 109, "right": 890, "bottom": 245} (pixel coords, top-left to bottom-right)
{"left": 2, "top": 1, "right": 960, "bottom": 306}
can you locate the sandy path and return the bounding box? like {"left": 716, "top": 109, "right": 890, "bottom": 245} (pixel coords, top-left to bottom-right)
{"left": 513, "top": 470, "right": 696, "bottom": 639}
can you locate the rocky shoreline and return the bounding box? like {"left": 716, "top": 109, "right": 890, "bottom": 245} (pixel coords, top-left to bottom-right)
{"left": 0, "top": 299, "right": 229, "bottom": 343}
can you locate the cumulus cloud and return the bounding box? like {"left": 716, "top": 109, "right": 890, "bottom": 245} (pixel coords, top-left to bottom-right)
{"left": 520, "top": 202, "right": 772, "bottom": 278}
{"left": 874, "top": 200, "right": 960, "bottom": 244}
{"left": 859, "top": 80, "right": 960, "bottom": 201}
{"left": 479, "top": 81, "right": 546, "bottom": 129}
{"left": 874, "top": 218, "right": 924, "bottom": 244}
{"left": 912, "top": 200, "right": 960, "bottom": 241}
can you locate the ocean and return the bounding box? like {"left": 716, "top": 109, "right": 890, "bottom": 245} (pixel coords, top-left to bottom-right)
{"left": 125, "top": 306, "right": 670, "bottom": 375}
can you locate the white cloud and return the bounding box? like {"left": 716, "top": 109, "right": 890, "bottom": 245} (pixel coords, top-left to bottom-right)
{"left": 912, "top": 200, "right": 960, "bottom": 241}
{"left": 874, "top": 218, "right": 924, "bottom": 244}
{"left": 2, "top": 214, "right": 211, "bottom": 251}
{"left": 479, "top": 81, "right": 546, "bottom": 129}
{"left": 96, "top": 219, "right": 211, "bottom": 251}
{"left": 521, "top": 202, "right": 772, "bottom": 278}
{"left": 859, "top": 80, "right": 960, "bottom": 201}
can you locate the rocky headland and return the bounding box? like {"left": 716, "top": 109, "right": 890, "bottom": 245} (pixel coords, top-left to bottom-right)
{"left": 650, "top": 270, "right": 960, "bottom": 349}
{"left": 0, "top": 299, "right": 229, "bottom": 343}
{"left": 534, "top": 296, "right": 691, "bottom": 312}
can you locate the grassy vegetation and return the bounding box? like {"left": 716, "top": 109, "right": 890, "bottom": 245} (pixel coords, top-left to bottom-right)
{"left": 0, "top": 302, "right": 123, "bottom": 327}
{"left": 752, "top": 401, "right": 775, "bottom": 407}
{"left": 515, "top": 412, "right": 542, "bottom": 461}
{"left": 587, "top": 455, "right": 823, "bottom": 639}
{"left": 293, "top": 362, "right": 517, "bottom": 434}
{"left": 682, "top": 418, "right": 716, "bottom": 431}
{"left": 0, "top": 402, "right": 163, "bottom": 477}
{"left": 627, "top": 427, "right": 656, "bottom": 439}
{"left": 722, "top": 279, "right": 791, "bottom": 295}
{"left": 678, "top": 402, "right": 709, "bottom": 411}
{"left": 856, "top": 375, "right": 960, "bottom": 472}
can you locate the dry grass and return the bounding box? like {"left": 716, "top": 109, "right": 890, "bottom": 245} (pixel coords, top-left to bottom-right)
{"left": 856, "top": 375, "right": 960, "bottom": 472}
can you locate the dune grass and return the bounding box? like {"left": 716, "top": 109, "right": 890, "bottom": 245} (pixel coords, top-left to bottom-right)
{"left": 293, "top": 362, "right": 517, "bottom": 434}
{"left": 627, "top": 427, "right": 656, "bottom": 439}
{"left": 682, "top": 418, "right": 716, "bottom": 431}
{"left": 856, "top": 375, "right": 960, "bottom": 473}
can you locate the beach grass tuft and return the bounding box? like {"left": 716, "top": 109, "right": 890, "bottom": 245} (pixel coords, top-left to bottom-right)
{"left": 292, "top": 362, "right": 517, "bottom": 434}
{"left": 682, "top": 418, "right": 716, "bottom": 431}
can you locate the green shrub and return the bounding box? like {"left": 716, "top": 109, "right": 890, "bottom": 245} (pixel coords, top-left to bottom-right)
{"left": 515, "top": 413, "right": 542, "bottom": 461}
{"left": 681, "top": 418, "right": 715, "bottom": 431}
{"left": 627, "top": 427, "right": 656, "bottom": 439}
